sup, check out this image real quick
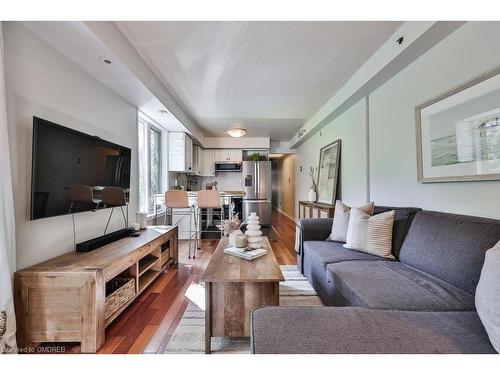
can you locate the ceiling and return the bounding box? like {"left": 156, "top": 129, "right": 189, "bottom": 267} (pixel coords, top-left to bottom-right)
{"left": 117, "top": 21, "right": 402, "bottom": 140}
{"left": 22, "top": 21, "right": 188, "bottom": 132}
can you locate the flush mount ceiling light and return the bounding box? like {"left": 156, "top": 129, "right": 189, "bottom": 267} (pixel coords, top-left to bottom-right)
{"left": 225, "top": 126, "right": 247, "bottom": 138}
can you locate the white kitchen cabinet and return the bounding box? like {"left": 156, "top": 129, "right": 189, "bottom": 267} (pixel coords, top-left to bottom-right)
{"left": 202, "top": 149, "right": 215, "bottom": 176}
{"left": 168, "top": 132, "right": 193, "bottom": 173}
{"left": 193, "top": 145, "right": 203, "bottom": 176}
{"left": 214, "top": 149, "right": 243, "bottom": 162}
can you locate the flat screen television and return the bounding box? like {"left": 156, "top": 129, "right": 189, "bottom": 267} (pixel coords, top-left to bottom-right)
{"left": 31, "top": 116, "right": 131, "bottom": 220}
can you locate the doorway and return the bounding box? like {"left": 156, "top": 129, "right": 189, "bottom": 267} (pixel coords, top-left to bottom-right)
{"left": 270, "top": 154, "right": 296, "bottom": 220}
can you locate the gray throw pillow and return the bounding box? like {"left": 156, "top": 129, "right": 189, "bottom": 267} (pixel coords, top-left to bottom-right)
{"left": 475, "top": 241, "right": 500, "bottom": 353}
{"left": 327, "top": 200, "right": 374, "bottom": 242}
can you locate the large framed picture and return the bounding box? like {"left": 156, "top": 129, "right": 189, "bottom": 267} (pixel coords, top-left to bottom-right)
{"left": 416, "top": 66, "right": 500, "bottom": 182}
{"left": 316, "top": 139, "right": 341, "bottom": 204}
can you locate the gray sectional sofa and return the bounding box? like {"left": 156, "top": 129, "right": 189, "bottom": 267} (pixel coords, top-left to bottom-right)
{"left": 251, "top": 207, "right": 500, "bottom": 354}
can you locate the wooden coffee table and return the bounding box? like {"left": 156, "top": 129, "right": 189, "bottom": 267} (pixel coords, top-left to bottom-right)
{"left": 200, "top": 236, "right": 284, "bottom": 353}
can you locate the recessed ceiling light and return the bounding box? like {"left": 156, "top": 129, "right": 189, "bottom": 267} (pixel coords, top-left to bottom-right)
{"left": 159, "top": 109, "right": 169, "bottom": 115}
{"left": 225, "top": 126, "right": 247, "bottom": 138}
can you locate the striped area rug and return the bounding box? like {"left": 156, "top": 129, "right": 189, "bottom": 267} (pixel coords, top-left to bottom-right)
{"left": 164, "top": 265, "right": 322, "bottom": 354}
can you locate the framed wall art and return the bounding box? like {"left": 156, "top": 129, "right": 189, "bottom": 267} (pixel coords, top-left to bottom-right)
{"left": 416, "top": 66, "right": 500, "bottom": 182}
{"left": 316, "top": 139, "right": 341, "bottom": 204}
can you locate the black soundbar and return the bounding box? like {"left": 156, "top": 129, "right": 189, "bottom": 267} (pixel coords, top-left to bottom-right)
{"left": 76, "top": 228, "right": 134, "bottom": 252}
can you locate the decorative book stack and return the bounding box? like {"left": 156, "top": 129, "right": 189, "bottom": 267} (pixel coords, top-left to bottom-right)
{"left": 223, "top": 246, "right": 267, "bottom": 261}
{"left": 245, "top": 212, "right": 263, "bottom": 249}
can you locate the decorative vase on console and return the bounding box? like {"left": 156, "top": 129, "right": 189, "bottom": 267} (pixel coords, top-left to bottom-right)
{"left": 245, "top": 212, "right": 263, "bottom": 249}
{"left": 308, "top": 189, "right": 316, "bottom": 202}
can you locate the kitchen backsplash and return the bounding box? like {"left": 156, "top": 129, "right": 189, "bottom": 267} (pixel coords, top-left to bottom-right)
{"left": 202, "top": 172, "right": 243, "bottom": 191}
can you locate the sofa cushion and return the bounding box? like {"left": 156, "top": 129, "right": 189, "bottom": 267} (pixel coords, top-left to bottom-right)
{"left": 373, "top": 206, "right": 421, "bottom": 258}
{"left": 304, "top": 240, "right": 389, "bottom": 267}
{"left": 476, "top": 242, "right": 500, "bottom": 353}
{"left": 251, "top": 306, "right": 496, "bottom": 354}
{"left": 302, "top": 241, "right": 390, "bottom": 305}
{"left": 327, "top": 261, "right": 475, "bottom": 311}
{"left": 399, "top": 211, "right": 500, "bottom": 294}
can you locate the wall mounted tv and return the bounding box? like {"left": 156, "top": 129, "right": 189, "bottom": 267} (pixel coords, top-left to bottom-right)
{"left": 31, "top": 116, "right": 131, "bottom": 220}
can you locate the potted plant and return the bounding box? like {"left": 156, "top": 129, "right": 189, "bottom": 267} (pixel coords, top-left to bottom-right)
{"left": 249, "top": 152, "right": 261, "bottom": 161}
{"left": 218, "top": 208, "right": 243, "bottom": 247}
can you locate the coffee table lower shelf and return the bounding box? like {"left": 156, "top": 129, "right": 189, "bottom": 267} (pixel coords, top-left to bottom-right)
{"left": 204, "top": 280, "right": 279, "bottom": 354}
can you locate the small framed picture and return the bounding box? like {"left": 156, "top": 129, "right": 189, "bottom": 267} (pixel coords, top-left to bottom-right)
{"left": 316, "top": 139, "right": 341, "bottom": 204}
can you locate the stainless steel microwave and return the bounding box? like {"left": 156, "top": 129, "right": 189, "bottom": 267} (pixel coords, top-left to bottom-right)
{"left": 214, "top": 162, "right": 242, "bottom": 172}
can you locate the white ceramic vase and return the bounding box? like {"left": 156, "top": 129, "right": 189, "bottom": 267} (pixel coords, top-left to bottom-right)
{"left": 229, "top": 229, "right": 243, "bottom": 247}
{"left": 308, "top": 189, "right": 316, "bottom": 202}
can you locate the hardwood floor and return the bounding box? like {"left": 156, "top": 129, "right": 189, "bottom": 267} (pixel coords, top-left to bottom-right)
{"left": 48, "top": 209, "right": 296, "bottom": 354}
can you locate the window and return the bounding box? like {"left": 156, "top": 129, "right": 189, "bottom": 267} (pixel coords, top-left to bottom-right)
{"left": 138, "top": 113, "right": 164, "bottom": 215}
{"left": 149, "top": 127, "right": 161, "bottom": 212}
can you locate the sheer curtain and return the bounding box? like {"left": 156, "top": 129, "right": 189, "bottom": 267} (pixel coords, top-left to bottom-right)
{"left": 0, "top": 22, "right": 17, "bottom": 352}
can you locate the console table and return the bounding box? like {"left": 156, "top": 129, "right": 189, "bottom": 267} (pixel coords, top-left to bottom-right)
{"left": 14, "top": 226, "right": 178, "bottom": 353}
{"left": 298, "top": 201, "right": 335, "bottom": 219}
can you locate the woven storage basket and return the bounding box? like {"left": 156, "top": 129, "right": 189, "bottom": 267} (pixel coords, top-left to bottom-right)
{"left": 160, "top": 249, "right": 170, "bottom": 265}
{"left": 105, "top": 278, "right": 135, "bottom": 320}
{"left": 0, "top": 311, "right": 6, "bottom": 339}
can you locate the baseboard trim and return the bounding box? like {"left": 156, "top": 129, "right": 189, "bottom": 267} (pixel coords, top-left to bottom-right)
{"left": 272, "top": 207, "right": 297, "bottom": 223}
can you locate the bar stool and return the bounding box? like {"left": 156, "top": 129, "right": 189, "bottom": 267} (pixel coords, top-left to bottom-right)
{"left": 195, "top": 190, "right": 224, "bottom": 258}
{"left": 102, "top": 186, "right": 128, "bottom": 234}
{"left": 67, "top": 184, "right": 100, "bottom": 213}
{"left": 164, "top": 191, "right": 197, "bottom": 259}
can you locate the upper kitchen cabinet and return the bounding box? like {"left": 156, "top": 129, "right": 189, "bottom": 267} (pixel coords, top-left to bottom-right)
{"left": 202, "top": 149, "right": 215, "bottom": 176}
{"left": 193, "top": 144, "right": 203, "bottom": 176}
{"left": 214, "top": 149, "right": 243, "bottom": 162}
{"left": 168, "top": 132, "right": 193, "bottom": 173}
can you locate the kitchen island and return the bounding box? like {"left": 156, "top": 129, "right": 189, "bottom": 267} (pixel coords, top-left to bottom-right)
{"left": 153, "top": 191, "right": 245, "bottom": 240}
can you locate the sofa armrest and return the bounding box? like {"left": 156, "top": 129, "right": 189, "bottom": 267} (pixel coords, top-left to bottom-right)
{"left": 297, "top": 218, "right": 333, "bottom": 243}
{"left": 295, "top": 218, "right": 333, "bottom": 273}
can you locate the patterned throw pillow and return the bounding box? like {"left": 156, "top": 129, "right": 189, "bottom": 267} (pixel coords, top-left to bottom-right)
{"left": 343, "top": 208, "right": 395, "bottom": 259}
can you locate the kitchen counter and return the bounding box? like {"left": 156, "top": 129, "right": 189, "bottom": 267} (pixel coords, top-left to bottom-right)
{"left": 153, "top": 191, "right": 245, "bottom": 239}
{"left": 186, "top": 190, "right": 245, "bottom": 197}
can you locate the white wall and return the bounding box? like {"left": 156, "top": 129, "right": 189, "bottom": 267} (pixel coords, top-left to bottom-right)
{"left": 295, "top": 98, "right": 367, "bottom": 215}
{"left": 295, "top": 22, "right": 500, "bottom": 220}
{"left": 4, "top": 22, "right": 138, "bottom": 270}
{"left": 370, "top": 22, "right": 500, "bottom": 218}
{"left": 202, "top": 173, "right": 243, "bottom": 191}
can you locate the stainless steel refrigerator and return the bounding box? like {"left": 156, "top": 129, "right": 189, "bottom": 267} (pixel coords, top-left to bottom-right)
{"left": 242, "top": 161, "right": 271, "bottom": 226}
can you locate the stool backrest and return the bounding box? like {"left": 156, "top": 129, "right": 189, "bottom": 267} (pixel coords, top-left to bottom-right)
{"left": 197, "top": 190, "right": 221, "bottom": 209}
{"left": 102, "top": 187, "right": 126, "bottom": 207}
{"left": 165, "top": 190, "right": 189, "bottom": 208}
{"left": 68, "top": 184, "right": 93, "bottom": 204}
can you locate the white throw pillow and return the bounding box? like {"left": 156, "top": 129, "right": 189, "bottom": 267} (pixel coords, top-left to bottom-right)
{"left": 327, "top": 200, "right": 374, "bottom": 242}
{"left": 343, "top": 208, "right": 395, "bottom": 259}
{"left": 475, "top": 241, "right": 500, "bottom": 353}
